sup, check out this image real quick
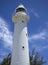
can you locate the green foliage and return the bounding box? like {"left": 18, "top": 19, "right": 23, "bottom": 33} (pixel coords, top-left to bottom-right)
{"left": 0, "top": 53, "right": 11, "bottom": 65}
{"left": 30, "top": 49, "right": 46, "bottom": 65}
{"left": 0, "top": 49, "right": 46, "bottom": 65}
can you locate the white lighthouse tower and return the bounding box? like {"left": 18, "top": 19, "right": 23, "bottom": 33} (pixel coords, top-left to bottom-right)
{"left": 11, "top": 4, "right": 30, "bottom": 65}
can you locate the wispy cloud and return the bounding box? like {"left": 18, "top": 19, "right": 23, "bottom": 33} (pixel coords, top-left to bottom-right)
{"left": 30, "top": 9, "right": 40, "bottom": 18}
{"left": 31, "top": 44, "right": 48, "bottom": 52}
{"left": 28, "top": 31, "right": 47, "bottom": 41}
{"left": 0, "top": 17, "right": 13, "bottom": 62}
{"left": 28, "top": 30, "right": 48, "bottom": 52}
{"left": 0, "top": 17, "right": 13, "bottom": 49}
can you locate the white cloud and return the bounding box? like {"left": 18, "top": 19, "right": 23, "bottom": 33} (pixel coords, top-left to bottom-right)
{"left": 30, "top": 43, "right": 48, "bottom": 53}
{"left": 0, "top": 17, "right": 13, "bottom": 62}
{"left": 28, "top": 31, "right": 46, "bottom": 41}
{"left": 0, "top": 17, "right": 13, "bottom": 49}
{"left": 28, "top": 30, "right": 48, "bottom": 52}
{"left": 41, "top": 45, "right": 48, "bottom": 50}
{"left": 30, "top": 9, "right": 40, "bottom": 18}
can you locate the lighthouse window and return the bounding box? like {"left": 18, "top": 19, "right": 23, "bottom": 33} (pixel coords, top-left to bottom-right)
{"left": 26, "top": 33, "right": 27, "bottom": 36}
{"left": 22, "top": 46, "right": 24, "bottom": 49}
{"left": 16, "top": 8, "right": 26, "bottom": 13}
{"left": 22, "top": 20, "right": 24, "bottom": 23}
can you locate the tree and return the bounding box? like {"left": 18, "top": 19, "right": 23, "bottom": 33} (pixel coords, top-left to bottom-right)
{"left": 30, "top": 49, "right": 46, "bottom": 65}
{"left": 0, "top": 49, "right": 46, "bottom": 65}
{"left": 0, "top": 53, "right": 11, "bottom": 65}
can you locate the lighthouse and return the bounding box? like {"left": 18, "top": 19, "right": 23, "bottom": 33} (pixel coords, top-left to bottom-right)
{"left": 11, "top": 4, "right": 30, "bottom": 65}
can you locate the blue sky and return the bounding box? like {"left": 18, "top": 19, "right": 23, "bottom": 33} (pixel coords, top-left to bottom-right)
{"left": 0, "top": 0, "right": 48, "bottom": 65}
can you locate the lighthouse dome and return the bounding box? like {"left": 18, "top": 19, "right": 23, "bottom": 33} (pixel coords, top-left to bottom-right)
{"left": 12, "top": 4, "right": 29, "bottom": 23}
{"left": 16, "top": 4, "right": 27, "bottom": 13}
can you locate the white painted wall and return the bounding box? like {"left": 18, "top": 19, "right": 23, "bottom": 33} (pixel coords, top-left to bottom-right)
{"left": 11, "top": 8, "right": 30, "bottom": 65}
